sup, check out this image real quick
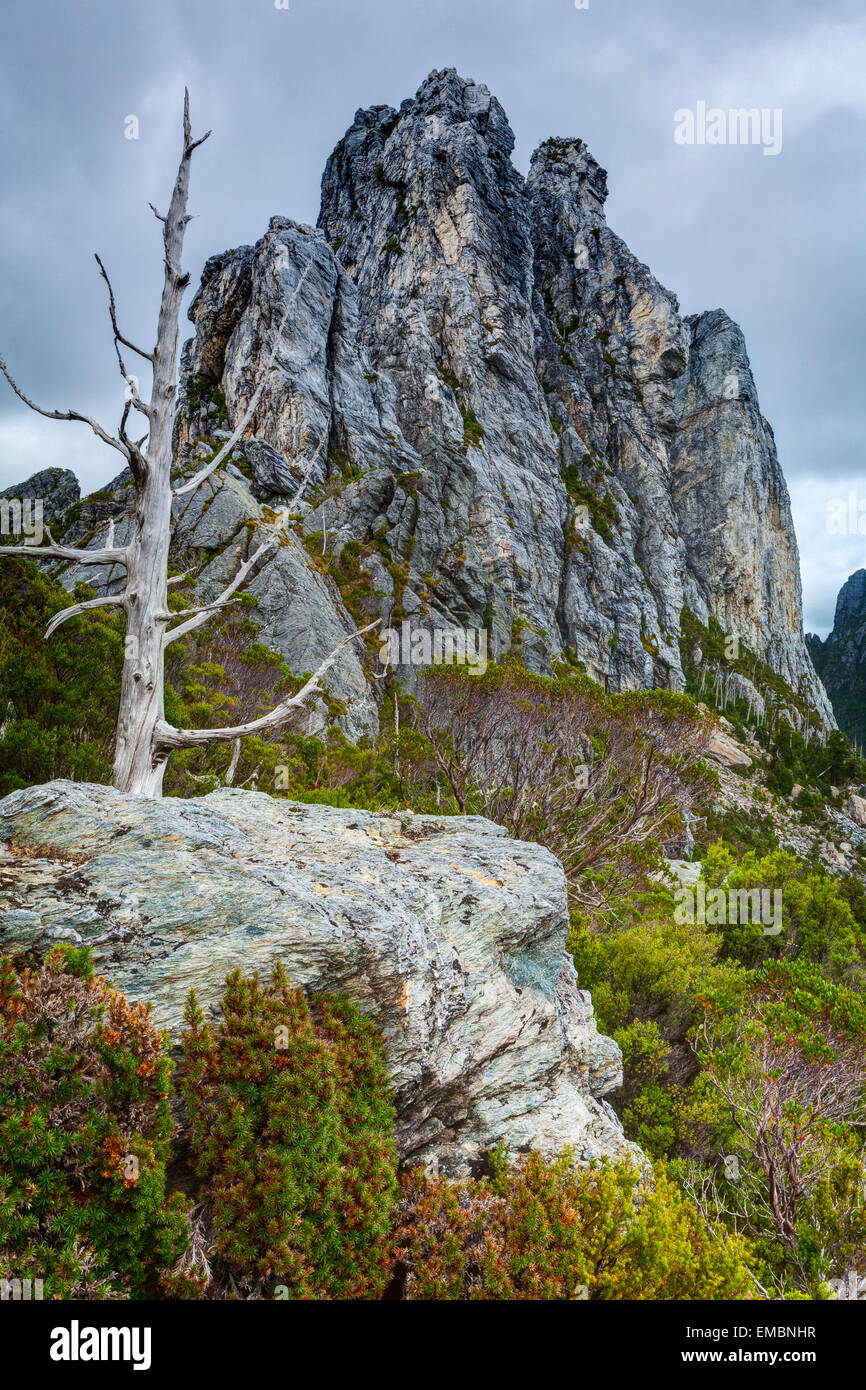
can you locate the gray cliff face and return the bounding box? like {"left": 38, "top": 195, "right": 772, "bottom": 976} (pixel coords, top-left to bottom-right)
{"left": 35, "top": 67, "right": 828, "bottom": 726}
{"left": 835, "top": 570, "right": 866, "bottom": 626}
{"left": 527, "top": 135, "right": 690, "bottom": 689}
{"left": 0, "top": 780, "right": 633, "bottom": 1176}
{"left": 314, "top": 74, "right": 564, "bottom": 674}
{"left": 671, "top": 310, "right": 832, "bottom": 719}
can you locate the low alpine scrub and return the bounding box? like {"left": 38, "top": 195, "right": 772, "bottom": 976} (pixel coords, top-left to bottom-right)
{"left": 0, "top": 946, "right": 188, "bottom": 1298}
{"left": 180, "top": 964, "right": 398, "bottom": 1299}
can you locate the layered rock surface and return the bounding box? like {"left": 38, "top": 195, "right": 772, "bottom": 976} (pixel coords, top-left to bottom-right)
{"left": 25, "top": 66, "right": 828, "bottom": 729}
{"left": 671, "top": 311, "right": 829, "bottom": 712}
{"left": 0, "top": 780, "right": 631, "bottom": 1175}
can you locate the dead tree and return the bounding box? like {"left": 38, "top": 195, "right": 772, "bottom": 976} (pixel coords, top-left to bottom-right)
{"left": 0, "top": 94, "right": 372, "bottom": 798}
{"left": 414, "top": 668, "right": 714, "bottom": 912}
{"left": 689, "top": 1000, "right": 866, "bottom": 1281}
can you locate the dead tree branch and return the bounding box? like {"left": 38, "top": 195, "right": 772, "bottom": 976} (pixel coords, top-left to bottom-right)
{"left": 94, "top": 253, "right": 154, "bottom": 365}
{"left": 0, "top": 523, "right": 128, "bottom": 567}
{"left": 0, "top": 354, "right": 131, "bottom": 463}
{"left": 44, "top": 593, "right": 125, "bottom": 640}
{"left": 154, "top": 621, "right": 378, "bottom": 754}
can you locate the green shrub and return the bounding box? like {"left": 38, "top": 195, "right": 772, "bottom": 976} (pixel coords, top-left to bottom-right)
{"left": 462, "top": 407, "right": 484, "bottom": 450}
{"left": 765, "top": 761, "right": 795, "bottom": 797}
{"left": 0, "top": 946, "right": 188, "bottom": 1298}
{"left": 569, "top": 911, "right": 743, "bottom": 1039}
{"left": 693, "top": 804, "right": 778, "bottom": 858}
{"left": 569, "top": 911, "right": 743, "bottom": 1158}
{"left": 0, "top": 559, "right": 124, "bottom": 793}
{"left": 181, "top": 964, "right": 398, "bottom": 1299}
{"left": 700, "top": 843, "right": 866, "bottom": 982}
{"left": 396, "top": 1149, "right": 754, "bottom": 1299}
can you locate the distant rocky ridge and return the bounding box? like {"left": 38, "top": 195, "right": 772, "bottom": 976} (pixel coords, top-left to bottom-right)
{"left": 8, "top": 67, "right": 833, "bottom": 732}
{"left": 0, "top": 467, "right": 79, "bottom": 524}
{"left": 808, "top": 571, "right": 866, "bottom": 749}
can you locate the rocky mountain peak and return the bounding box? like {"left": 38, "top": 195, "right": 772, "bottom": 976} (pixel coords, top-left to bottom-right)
{"left": 409, "top": 66, "right": 513, "bottom": 147}
{"left": 0, "top": 467, "right": 79, "bottom": 525}
{"left": 528, "top": 135, "right": 609, "bottom": 219}
{"left": 835, "top": 569, "right": 866, "bottom": 626}
{"left": 670, "top": 305, "right": 822, "bottom": 707}
{"left": 319, "top": 65, "right": 532, "bottom": 383}
{"left": 676, "top": 307, "right": 760, "bottom": 414}
{"left": 17, "top": 67, "right": 833, "bottom": 733}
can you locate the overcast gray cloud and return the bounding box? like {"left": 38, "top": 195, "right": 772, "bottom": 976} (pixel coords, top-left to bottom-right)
{"left": 1, "top": 0, "right": 863, "bottom": 634}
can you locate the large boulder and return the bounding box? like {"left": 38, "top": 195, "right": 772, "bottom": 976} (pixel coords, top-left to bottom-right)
{"left": 0, "top": 780, "right": 632, "bottom": 1176}
{"left": 707, "top": 727, "right": 753, "bottom": 770}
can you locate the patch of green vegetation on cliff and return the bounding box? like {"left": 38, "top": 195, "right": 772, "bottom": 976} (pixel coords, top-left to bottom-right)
{"left": 185, "top": 376, "right": 228, "bottom": 422}
{"left": 461, "top": 407, "right": 484, "bottom": 450}
{"left": 680, "top": 607, "right": 866, "bottom": 803}
{"left": 560, "top": 459, "right": 617, "bottom": 543}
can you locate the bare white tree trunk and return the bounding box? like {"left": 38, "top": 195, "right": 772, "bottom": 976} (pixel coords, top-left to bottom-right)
{"left": 0, "top": 94, "right": 374, "bottom": 799}
{"left": 110, "top": 96, "right": 205, "bottom": 797}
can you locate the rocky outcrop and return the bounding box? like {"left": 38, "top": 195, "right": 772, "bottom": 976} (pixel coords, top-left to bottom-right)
{"left": 0, "top": 467, "right": 79, "bottom": 525}
{"left": 808, "top": 571, "right": 866, "bottom": 746}
{"left": 20, "top": 67, "right": 828, "bottom": 730}
{"left": 0, "top": 780, "right": 632, "bottom": 1176}
{"left": 706, "top": 725, "right": 753, "bottom": 770}
{"left": 672, "top": 311, "right": 832, "bottom": 720}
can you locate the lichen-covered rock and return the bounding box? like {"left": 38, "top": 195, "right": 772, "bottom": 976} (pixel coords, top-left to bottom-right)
{"left": 0, "top": 780, "right": 632, "bottom": 1176}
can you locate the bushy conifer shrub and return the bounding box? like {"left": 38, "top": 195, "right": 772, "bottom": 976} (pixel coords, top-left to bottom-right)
{"left": 181, "top": 964, "right": 398, "bottom": 1298}
{"left": 0, "top": 946, "right": 189, "bottom": 1297}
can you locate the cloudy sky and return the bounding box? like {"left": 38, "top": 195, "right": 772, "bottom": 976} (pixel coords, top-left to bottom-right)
{"left": 1, "top": 0, "right": 863, "bottom": 635}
